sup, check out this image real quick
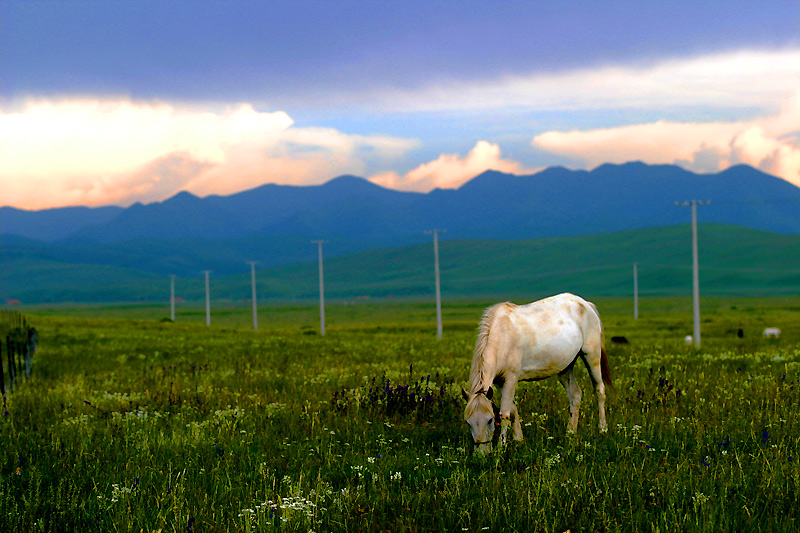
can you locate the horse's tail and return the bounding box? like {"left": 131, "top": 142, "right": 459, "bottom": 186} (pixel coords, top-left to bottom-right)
{"left": 588, "top": 301, "right": 614, "bottom": 390}
{"left": 600, "top": 342, "right": 614, "bottom": 390}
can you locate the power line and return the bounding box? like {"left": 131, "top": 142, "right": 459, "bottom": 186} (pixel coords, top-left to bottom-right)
{"left": 170, "top": 274, "right": 175, "bottom": 321}
{"left": 202, "top": 270, "right": 211, "bottom": 327}
{"left": 676, "top": 201, "right": 709, "bottom": 348}
{"left": 246, "top": 261, "right": 258, "bottom": 331}
{"left": 311, "top": 241, "right": 327, "bottom": 336}
{"left": 633, "top": 263, "right": 638, "bottom": 320}
{"left": 424, "top": 229, "right": 445, "bottom": 340}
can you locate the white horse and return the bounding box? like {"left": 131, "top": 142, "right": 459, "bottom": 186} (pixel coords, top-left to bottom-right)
{"left": 462, "top": 293, "right": 613, "bottom": 453}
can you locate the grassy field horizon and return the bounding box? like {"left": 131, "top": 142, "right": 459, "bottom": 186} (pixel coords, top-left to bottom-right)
{"left": 14, "top": 295, "right": 799, "bottom": 340}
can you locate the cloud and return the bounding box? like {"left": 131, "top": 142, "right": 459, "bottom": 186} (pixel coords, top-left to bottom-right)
{"left": 0, "top": 98, "right": 418, "bottom": 208}
{"left": 532, "top": 121, "right": 744, "bottom": 167}
{"left": 532, "top": 90, "right": 800, "bottom": 188}
{"left": 381, "top": 49, "right": 800, "bottom": 113}
{"left": 184, "top": 127, "right": 420, "bottom": 199}
{"left": 369, "top": 140, "right": 531, "bottom": 191}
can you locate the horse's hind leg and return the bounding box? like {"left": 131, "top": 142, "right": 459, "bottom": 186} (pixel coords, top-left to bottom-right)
{"left": 558, "top": 364, "right": 582, "bottom": 434}
{"left": 580, "top": 349, "right": 608, "bottom": 432}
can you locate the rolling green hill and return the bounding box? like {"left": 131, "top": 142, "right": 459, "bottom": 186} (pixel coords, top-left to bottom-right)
{"left": 255, "top": 223, "right": 800, "bottom": 302}
{"left": 2, "top": 224, "right": 798, "bottom": 305}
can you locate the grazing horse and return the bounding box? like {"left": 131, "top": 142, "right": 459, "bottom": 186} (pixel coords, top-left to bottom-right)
{"left": 462, "top": 293, "right": 613, "bottom": 454}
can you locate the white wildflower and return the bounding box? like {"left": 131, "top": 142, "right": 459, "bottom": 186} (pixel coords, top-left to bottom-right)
{"left": 545, "top": 453, "right": 563, "bottom": 468}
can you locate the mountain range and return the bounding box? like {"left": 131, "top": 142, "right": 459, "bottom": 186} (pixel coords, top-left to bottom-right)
{"left": 1, "top": 162, "right": 799, "bottom": 286}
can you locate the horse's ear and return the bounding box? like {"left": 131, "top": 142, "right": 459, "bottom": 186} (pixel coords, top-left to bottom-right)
{"left": 485, "top": 387, "right": 493, "bottom": 400}
{"left": 461, "top": 387, "right": 470, "bottom": 402}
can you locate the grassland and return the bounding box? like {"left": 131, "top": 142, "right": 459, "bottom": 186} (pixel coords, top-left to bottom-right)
{"left": 0, "top": 297, "right": 798, "bottom": 531}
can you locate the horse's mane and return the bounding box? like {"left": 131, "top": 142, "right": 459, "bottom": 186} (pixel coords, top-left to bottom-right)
{"left": 469, "top": 302, "right": 515, "bottom": 394}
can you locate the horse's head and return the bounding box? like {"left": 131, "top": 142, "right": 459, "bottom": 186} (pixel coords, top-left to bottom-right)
{"left": 462, "top": 387, "right": 496, "bottom": 454}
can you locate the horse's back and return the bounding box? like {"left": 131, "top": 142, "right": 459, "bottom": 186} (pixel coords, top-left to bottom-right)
{"left": 479, "top": 294, "right": 602, "bottom": 363}
{"left": 517, "top": 293, "right": 600, "bottom": 329}
{"left": 495, "top": 294, "right": 599, "bottom": 380}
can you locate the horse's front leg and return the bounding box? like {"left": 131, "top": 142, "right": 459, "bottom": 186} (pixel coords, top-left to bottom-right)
{"left": 510, "top": 404, "right": 523, "bottom": 441}
{"left": 498, "top": 376, "right": 523, "bottom": 444}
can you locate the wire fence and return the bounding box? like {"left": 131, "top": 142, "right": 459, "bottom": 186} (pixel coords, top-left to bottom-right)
{"left": 0, "top": 311, "right": 37, "bottom": 395}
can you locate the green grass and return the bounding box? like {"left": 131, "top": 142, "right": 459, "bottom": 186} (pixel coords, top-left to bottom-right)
{"left": 0, "top": 297, "right": 798, "bottom": 531}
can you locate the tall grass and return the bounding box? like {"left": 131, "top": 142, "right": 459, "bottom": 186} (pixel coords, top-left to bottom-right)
{"left": 0, "top": 298, "right": 797, "bottom": 531}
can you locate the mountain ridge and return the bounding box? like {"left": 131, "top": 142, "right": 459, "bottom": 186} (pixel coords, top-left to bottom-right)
{"left": 3, "top": 162, "right": 800, "bottom": 244}
{"left": 1, "top": 162, "right": 799, "bottom": 280}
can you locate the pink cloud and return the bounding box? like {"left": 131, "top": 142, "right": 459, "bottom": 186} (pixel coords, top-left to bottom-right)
{"left": 370, "top": 140, "right": 531, "bottom": 191}
{"left": 532, "top": 91, "right": 800, "bottom": 188}
{"left": 0, "top": 98, "right": 418, "bottom": 209}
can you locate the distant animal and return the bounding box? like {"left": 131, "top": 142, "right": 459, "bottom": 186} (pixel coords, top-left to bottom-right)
{"left": 737, "top": 328, "right": 744, "bottom": 338}
{"left": 462, "top": 293, "right": 613, "bottom": 454}
{"left": 611, "top": 336, "right": 629, "bottom": 344}
{"left": 763, "top": 328, "right": 781, "bottom": 338}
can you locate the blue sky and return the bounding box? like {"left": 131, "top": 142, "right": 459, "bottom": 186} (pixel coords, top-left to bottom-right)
{"left": 2, "top": 0, "right": 799, "bottom": 209}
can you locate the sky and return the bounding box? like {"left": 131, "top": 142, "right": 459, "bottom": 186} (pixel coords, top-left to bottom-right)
{"left": 1, "top": 0, "right": 799, "bottom": 210}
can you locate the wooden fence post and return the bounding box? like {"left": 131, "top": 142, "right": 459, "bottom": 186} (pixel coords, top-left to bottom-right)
{"left": 26, "top": 327, "right": 36, "bottom": 379}
{"left": 6, "top": 336, "right": 14, "bottom": 392}
{"left": 23, "top": 339, "right": 29, "bottom": 379}
{"left": 17, "top": 342, "right": 23, "bottom": 379}
{"left": 0, "top": 315, "right": 36, "bottom": 393}
{"left": 0, "top": 340, "right": 5, "bottom": 396}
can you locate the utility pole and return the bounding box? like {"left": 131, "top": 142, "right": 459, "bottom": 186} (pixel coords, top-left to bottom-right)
{"left": 633, "top": 263, "right": 639, "bottom": 320}
{"left": 676, "top": 200, "right": 710, "bottom": 347}
{"left": 311, "top": 241, "right": 327, "bottom": 335}
{"left": 425, "top": 229, "right": 445, "bottom": 339}
{"left": 247, "top": 261, "right": 258, "bottom": 331}
{"left": 203, "top": 270, "right": 211, "bottom": 327}
{"left": 170, "top": 275, "right": 176, "bottom": 321}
